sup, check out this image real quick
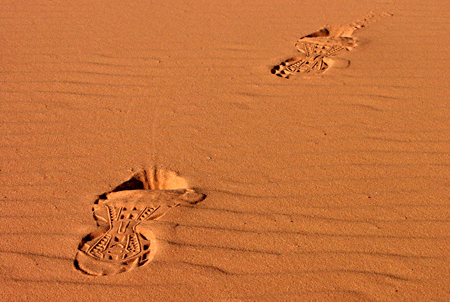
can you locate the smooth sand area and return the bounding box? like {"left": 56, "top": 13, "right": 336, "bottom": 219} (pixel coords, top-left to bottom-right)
{"left": 1, "top": 0, "right": 449, "bottom": 300}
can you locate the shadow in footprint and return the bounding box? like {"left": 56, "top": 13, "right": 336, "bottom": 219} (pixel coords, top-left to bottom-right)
{"left": 75, "top": 168, "right": 206, "bottom": 276}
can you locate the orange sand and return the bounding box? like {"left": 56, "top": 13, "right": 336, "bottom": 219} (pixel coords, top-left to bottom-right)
{"left": 1, "top": 0, "right": 449, "bottom": 301}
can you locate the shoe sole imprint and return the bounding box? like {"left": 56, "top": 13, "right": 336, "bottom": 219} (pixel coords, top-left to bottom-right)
{"left": 271, "top": 11, "right": 393, "bottom": 78}
{"left": 74, "top": 168, "right": 206, "bottom": 276}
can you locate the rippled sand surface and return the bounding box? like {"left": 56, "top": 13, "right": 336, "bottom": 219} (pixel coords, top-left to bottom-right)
{"left": 1, "top": 0, "right": 449, "bottom": 300}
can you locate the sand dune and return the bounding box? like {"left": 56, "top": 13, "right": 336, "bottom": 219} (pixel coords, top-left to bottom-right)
{"left": 1, "top": 0, "right": 449, "bottom": 300}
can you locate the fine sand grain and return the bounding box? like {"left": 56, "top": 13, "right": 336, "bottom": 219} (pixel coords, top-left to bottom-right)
{"left": 1, "top": 0, "right": 449, "bottom": 301}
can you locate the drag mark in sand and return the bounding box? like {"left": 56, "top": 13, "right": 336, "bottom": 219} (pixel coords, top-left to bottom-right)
{"left": 272, "top": 12, "right": 393, "bottom": 78}
{"left": 74, "top": 168, "right": 206, "bottom": 276}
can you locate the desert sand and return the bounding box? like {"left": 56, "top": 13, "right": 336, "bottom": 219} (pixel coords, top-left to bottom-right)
{"left": 1, "top": 0, "right": 449, "bottom": 301}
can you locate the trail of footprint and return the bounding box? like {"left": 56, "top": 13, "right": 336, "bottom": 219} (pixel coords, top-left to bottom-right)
{"left": 271, "top": 11, "right": 393, "bottom": 78}
{"left": 74, "top": 168, "right": 206, "bottom": 276}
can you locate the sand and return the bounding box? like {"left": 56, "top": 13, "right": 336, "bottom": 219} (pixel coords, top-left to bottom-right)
{"left": 1, "top": 0, "right": 449, "bottom": 301}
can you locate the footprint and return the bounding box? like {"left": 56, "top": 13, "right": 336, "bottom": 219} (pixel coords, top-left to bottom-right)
{"left": 271, "top": 12, "right": 392, "bottom": 78}
{"left": 74, "top": 168, "right": 206, "bottom": 276}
